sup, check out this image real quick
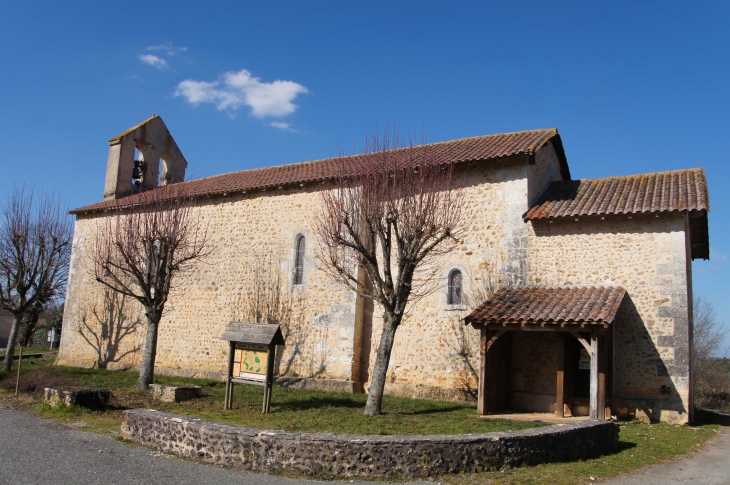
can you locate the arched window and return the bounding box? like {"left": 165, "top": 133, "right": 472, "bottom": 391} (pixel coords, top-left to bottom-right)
{"left": 293, "top": 235, "right": 306, "bottom": 285}
{"left": 448, "top": 269, "right": 463, "bottom": 305}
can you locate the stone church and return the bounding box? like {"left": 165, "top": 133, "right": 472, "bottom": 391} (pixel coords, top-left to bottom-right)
{"left": 57, "top": 116, "right": 710, "bottom": 424}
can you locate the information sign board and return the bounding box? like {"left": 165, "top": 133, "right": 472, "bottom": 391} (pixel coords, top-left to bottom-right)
{"left": 233, "top": 344, "right": 268, "bottom": 382}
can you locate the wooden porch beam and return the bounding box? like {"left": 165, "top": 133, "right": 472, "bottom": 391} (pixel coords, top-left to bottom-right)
{"left": 485, "top": 323, "right": 610, "bottom": 334}
{"left": 486, "top": 329, "right": 506, "bottom": 351}
{"left": 570, "top": 331, "right": 591, "bottom": 353}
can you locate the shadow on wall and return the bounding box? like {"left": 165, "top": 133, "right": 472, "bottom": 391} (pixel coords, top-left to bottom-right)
{"left": 441, "top": 315, "right": 480, "bottom": 401}
{"left": 229, "top": 248, "right": 315, "bottom": 379}
{"left": 613, "top": 293, "right": 687, "bottom": 422}
{"left": 438, "top": 263, "right": 507, "bottom": 401}
{"left": 76, "top": 288, "right": 142, "bottom": 369}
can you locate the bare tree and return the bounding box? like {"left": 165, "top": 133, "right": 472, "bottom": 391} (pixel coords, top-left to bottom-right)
{"left": 19, "top": 299, "right": 45, "bottom": 347}
{"left": 92, "top": 185, "right": 210, "bottom": 389}
{"left": 314, "top": 128, "right": 467, "bottom": 415}
{"left": 0, "top": 188, "right": 72, "bottom": 371}
{"left": 694, "top": 296, "right": 729, "bottom": 407}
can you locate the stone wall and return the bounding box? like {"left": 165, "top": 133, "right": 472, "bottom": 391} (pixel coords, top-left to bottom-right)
{"left": 58, "top": 149, "right": 559, "bottom": 400}
{"left": 121, "top": 408, "right": 619, "bottom": 479}
{"left": 510, "top": 332, "right": 561, "bottom": 413}
{"left": 58, "top": 184, "right": 361, "bottom": 384}
{"left": 527, "top": 139, "right": 564, "bottom": 206}
{"left": 527, "top": 212, "right": 692, "bottom": 423}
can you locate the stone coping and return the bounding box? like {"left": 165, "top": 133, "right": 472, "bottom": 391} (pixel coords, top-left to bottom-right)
{"left": 149, "top": 384, "right": 203, "bottom": 403}
{"left": 45, "top": 388, "right": 111, "bottom": 408}
{"left": 122, "top": 408, "right": 619, "bottom": 478}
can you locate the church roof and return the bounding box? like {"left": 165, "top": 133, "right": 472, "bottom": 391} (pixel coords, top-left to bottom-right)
{"left": 71, "top": 128, "right": 565, "bottom": 214}
{"left": 463, "top": 285, "right": 626, "bottom": 327}
{"left": 525, "top": 168, "right": 708, "bottom": 220}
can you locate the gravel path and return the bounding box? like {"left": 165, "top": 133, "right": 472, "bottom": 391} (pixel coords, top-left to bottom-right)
{"left": 0, "top": 406, "right": 426, "bottom": 485}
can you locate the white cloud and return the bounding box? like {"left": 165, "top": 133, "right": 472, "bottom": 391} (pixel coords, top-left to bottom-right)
{"left": 146, "top": 43, "right": 187, "bottom": 56}
{"left": 138, "top": 54, "right": 168, "bottom": 69}
{"left": 269, "top": 122, "right": 297, "bottom": 132}
{"left": 714, "top": 252, "right": 728, "bottom": 261}
{"left": 174, "top": 69, "right": 308, "bottom": 118}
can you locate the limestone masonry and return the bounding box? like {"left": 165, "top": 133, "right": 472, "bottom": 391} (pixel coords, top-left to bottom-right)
{"left": 57, "top": 116, "right": 710, "bottom": 424}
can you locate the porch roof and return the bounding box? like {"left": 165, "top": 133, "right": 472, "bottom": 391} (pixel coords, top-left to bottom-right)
{"left": 464, "top": 285, "right": 626, "bottom": 326}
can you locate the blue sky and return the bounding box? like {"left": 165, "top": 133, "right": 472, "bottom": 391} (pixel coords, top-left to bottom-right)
{"left": 1, "top": 1, "right": 728, "bottom": 349}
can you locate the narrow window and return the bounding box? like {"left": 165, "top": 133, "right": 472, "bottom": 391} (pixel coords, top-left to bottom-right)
{"left": 448, "top": 269, "right": 463, "bottom": 305}
{"left": 294, "top": 235, "right": 306, "bottom": 285}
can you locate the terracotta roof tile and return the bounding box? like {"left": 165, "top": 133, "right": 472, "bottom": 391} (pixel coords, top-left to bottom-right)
{"left": 72, "top": 128, "right": 561, "bottom": 214}
{"left": 525, "top": 168, "right": 708, "bottom": 220}
{"left": 463, "top": 286, "right": 626, "bottom": 326}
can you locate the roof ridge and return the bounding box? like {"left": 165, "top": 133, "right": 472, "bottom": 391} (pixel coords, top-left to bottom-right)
{"left": 570, "top": 167, "right": 704, "bottom": 183}
{"left": 109, "top": 114, "right": 161, "bottom": 142}
{"left": 182, "top": 128, "right": 560, "bottom": 183}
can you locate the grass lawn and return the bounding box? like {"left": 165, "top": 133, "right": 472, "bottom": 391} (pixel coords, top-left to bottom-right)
{"left": 0, "top": 357, "right": 722, "bottom": 484}
{"left": 444, "top": 420, "right": 720, "bottom": 484}
{"left": 0, "top": 357, "right": 543, "bottom": 436}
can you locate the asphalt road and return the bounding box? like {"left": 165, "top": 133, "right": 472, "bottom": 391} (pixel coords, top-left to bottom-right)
{"left": 0, "top": 406, "right": 428, "bottom": 485}
{"left": 604, "top": 428, "right": 730, "bottom": 485}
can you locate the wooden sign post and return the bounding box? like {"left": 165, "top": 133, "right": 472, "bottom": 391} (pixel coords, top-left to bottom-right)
{"left": 220, "top": 322, "right": 285, "bottom": 414}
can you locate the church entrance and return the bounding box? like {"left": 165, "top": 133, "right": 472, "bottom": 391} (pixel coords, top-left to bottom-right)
{"left": 473, "top": 328, "right": 612, "bottom": 419}
{"left": 463, "top": 286, "right": 625, "bottom": 421}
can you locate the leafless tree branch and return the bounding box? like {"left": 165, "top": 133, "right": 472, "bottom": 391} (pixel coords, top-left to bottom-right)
{"left": 314, "top": 126, "right": 469, "bottom": 415}
{"left": 693, "top": 297, "right": 729, "bottom": 410}
{"left": 0, "top": 187, "right": 72, "bottom": 371}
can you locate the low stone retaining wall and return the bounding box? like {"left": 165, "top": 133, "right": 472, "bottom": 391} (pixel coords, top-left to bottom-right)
{"left": 122, "top": 409, "right": 619, "bottom": 478}
{"left": 0, "top": 353, "right": 44, "bottom": 361}
{"left": 149, "top": 384, "right": 202, "bottom": 403}
{"left": 45, "top": 388, "right": 111, "bottom": 408}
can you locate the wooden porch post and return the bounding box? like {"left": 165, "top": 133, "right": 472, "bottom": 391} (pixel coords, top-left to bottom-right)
{"left": 598, "top": 334, "right": 607, "bottom": 419}
{"left": 556, "top": 333, "right": 565, "bottom": 418}
{"left": 225, "top": 341, "right": 235, "bottom": 410}
{"left": 477, "top": 327, "right": 488, "bottom": 415}
{"left": 477, "top": 328, "right": 507, "bottom": 415}
{"left": 564, "top": 336, "right": 575, "bottom": 417}
{"left": 589, "top": 328, "right": 599, "bottom": 419}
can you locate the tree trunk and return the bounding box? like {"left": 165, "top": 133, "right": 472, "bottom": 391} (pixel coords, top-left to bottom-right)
{"left": 136, "top": 313, "right": 160, "bottom": 389}
{"left": 2, "top": 314, "right": 22, "bottom": 372}
{"left": 364, "top": 313, "right": 399, "bottom": 416}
